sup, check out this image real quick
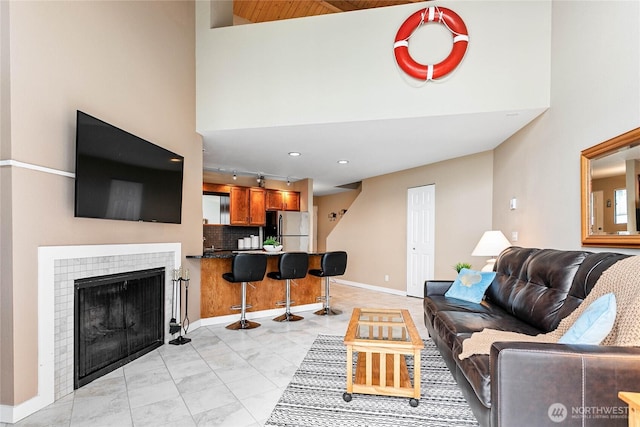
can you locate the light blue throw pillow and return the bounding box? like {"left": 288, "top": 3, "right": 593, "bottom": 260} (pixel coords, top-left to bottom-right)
{"left": 558, "top": 293, "right": 617, "bottom": 345}
{"left": 445, "top": 268, "right": 496, "bottom": 304}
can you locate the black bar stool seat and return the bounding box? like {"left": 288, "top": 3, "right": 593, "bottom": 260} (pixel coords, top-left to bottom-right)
{"left": 309, "top": 251, "right": 347, "bottom": 316}
{"left": 267, "top": 252, "right": 309, "bottom": 322}
{"left": 222, "top": 253, "right": 267, "bottom": 330}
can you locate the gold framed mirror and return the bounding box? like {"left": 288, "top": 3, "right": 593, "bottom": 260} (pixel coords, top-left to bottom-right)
{"left": 581, "top": 127, "right": 640, "bottom": 247}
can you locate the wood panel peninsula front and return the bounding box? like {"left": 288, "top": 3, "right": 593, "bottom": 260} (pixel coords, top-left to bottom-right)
{"left": 193, "top": 251, "right": 323, "bottom": 318}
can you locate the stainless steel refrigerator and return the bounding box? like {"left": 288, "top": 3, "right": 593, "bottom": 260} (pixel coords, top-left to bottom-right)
{"left": 266, "top": 211, "right": 310, "bottom": 251}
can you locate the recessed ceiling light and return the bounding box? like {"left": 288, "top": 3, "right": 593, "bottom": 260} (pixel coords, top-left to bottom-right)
{"left": 288, "top": 152, "right": 301, "bottom": 157}
{"left": 337, "top": 159, "right": 349, "bottom": 164}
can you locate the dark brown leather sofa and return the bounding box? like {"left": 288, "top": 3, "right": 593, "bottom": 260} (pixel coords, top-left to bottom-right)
{"left": 423, "top": 247, "right": 640, "bottom": 426}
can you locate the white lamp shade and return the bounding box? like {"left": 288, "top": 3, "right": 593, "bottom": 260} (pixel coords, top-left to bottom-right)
{"left": 471, "top": 230, "right": 511, "bottom": 257}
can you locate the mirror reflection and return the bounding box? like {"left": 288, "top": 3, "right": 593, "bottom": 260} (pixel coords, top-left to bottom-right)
{"left": 590, "top": 147, "right": 640, "bottom": 235}
{"left": 581, "top": 127, "right": 640, "bottom": 247}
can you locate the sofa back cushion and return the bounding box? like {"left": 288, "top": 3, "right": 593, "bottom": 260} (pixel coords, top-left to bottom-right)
{"left": 486, "top": 247, "right": 596, "bottom": 332}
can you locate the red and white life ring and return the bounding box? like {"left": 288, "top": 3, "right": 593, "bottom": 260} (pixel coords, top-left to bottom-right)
{"left": 394, "top": 6, "right": 469, "bottom": 81}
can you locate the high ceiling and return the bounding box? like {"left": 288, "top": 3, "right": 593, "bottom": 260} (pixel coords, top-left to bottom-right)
{"left": 201, "top": 1, "right": 545, "bottom": 196}
{"left": 233, "top": 0, "right": 420, "bottom": 24}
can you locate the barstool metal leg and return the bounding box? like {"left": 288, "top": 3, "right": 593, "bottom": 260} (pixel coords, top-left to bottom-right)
{"left": 314, "top": 277, "right": 342, "bottom": 316}
{"left": 274, "top": 279, "right": 303, "bottom": 322}
{"left": 226, "top": 281, "right": 261, "bottom": 330}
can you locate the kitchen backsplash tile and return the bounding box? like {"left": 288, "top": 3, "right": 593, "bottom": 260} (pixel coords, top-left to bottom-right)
{"left": 203, "top": 225, "right": 260, "bottom": 251}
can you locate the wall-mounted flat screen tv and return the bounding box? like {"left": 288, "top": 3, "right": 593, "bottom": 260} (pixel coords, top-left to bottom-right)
{"left": 75, "top": 111, "right": 184, "bottom": 224}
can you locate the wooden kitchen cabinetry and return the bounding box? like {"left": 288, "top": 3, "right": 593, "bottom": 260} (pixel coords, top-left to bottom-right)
{"left": 266, "top": 190, "right": 300, "bottom": 211}
{"left": 230, "top": 186, "right": 266, "bottom": 226}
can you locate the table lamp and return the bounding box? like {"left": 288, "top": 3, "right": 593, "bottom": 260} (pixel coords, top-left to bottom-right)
{"left": 471, "top": 230, "right": 511, "bottom": 272}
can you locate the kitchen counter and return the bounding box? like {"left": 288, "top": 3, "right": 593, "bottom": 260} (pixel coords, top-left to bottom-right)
{"left": 187, "top": 250, "right": 324, "bottom": 259}
{"left": 195, "top": 252, "right": 324, "bottom": 319}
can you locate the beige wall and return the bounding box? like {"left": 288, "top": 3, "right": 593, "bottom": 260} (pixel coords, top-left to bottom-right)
{"left": 592, "top": 175, "right": 627, "bottom": 234}
{"left": 1, "top": 1, "right": 199, "bottom": 406}
{"left": 493, "top": 1, "right": 640, "bottom": 253}
{"left": 314, "top": 187, "right": 361, "bottom": 253}
{"left": 325, "top": 151, "right": 494, "bottom": 292}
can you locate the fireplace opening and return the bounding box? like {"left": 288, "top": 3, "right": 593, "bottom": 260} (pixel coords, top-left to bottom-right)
{"left": 74, "top": 267, "right": 165, "bottom": 389}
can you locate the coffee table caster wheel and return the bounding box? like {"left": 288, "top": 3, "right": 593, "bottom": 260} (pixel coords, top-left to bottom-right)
{"left": 409, "top": 398, "right": 419, "bottom": 407}
{"left": 343, "top": 392, "right": 352, "bottom": 402}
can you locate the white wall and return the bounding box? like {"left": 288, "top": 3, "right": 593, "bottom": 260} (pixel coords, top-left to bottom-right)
{"left": 197, "top": 0, "right": 551, "bottom": 131}
{"left": 493, "top": 0, "right": 640, "bottom": 252}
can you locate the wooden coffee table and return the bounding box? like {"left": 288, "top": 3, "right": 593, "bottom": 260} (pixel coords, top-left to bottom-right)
{"left": 343, "top": 308, "right": 424, "bottom": 406}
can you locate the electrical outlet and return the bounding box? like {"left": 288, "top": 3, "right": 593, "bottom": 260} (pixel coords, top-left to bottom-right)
{"left": 511, "top": 231, "right": 518, "bottom": 242}
{"left": 510, "top": 197, "right": 517, "bottom": 210}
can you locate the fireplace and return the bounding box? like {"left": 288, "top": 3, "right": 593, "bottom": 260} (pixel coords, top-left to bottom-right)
{"left": 33, "top": 242, "right": 180, "bottom": 421}
{"left": 74, "top": 267, "right": 165, "bottom": 388}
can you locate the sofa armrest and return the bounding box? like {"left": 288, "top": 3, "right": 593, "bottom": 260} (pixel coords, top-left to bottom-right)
{"left": 424, "top": 280, "right": 454, "bottom": 297}
{"left": 490, "top": 342, "right": 640, "bottom": 426}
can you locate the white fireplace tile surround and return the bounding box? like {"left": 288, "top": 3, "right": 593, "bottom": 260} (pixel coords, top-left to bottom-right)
{"left": 14, "top": 243, "right": 183, "bottom": 424}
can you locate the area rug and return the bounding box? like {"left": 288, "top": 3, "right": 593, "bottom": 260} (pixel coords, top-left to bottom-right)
{"left": 265, "top": 334, "right": 479, "bottom": 427}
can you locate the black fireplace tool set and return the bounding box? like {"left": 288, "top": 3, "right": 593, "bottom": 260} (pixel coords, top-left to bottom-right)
{"left": 169, "top": 267, "right": 191, "bottom": 345}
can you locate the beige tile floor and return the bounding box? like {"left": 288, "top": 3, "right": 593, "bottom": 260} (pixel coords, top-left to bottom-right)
{"left": 4, "top": 283, "right": 429, "bottom": 427}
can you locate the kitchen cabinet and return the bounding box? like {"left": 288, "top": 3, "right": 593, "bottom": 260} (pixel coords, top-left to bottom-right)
{"left": 230, "top": 186, "right": 266, "bottom": 226}
{"left": 266, "top": 190, "right": 300, "bottom": 211}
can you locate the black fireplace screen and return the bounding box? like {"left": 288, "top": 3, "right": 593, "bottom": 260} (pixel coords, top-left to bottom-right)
{"left": 74, "top": 267, "right": 164, "bottom": 388}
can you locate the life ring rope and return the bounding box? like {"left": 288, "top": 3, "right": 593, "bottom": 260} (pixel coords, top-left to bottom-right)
{"left": 394, "top": 6, "right": 469, "bottom": 82}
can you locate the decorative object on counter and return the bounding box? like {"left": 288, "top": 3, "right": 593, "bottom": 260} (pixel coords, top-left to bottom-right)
{"left": 453, "top": 262, "right": 472, "bottom": 273}
{"left": 169, "top": 266, "right": 191, "bottom": 345}
{"left": 263, "top": 236, "right": 283, "bottom": 252}
{"left": 471, "top": 230, "right": 511, "bottom": 272}
{"left": 310, "top": 251, "right": 348, "bottom": 316}
{"left": 268, "top": 252, "right": 309, "bottom": 322}
{"left": 251, "top": 235, "right": 260, "bottom": 249}
{"left": 222, "top": 253, "right": 268, "bottom": 330}
{"left": 238, "top": 238, "right": 245, "bottom": 249}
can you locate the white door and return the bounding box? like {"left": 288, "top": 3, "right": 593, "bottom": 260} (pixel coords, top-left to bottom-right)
{"left": 406, "top": 185, "right": 435, "bottom": 297}
{"left": 591, "top": 191, "right": 604, "bottom": 234}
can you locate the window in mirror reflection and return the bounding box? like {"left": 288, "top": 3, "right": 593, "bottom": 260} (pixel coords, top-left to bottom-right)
{"left": 614, "top": 188, "right": 627, "bottom": 224}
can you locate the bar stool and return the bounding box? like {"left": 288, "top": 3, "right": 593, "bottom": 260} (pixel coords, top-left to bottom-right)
{"left": 222, "top": 253, "right": 267, "bottom": 330}
{"left": 309, "top": 251, "right": 347, "bottom": 316}
{"left": 267, "top": 252, "right": 309, "bottom": 322}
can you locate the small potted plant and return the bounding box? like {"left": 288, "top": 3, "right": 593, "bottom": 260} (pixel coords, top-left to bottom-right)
{"left": 454, "top": 262, "right": 472, "bottom": 273}
{"left": 263, "top": 236, "right": 283, "bottom": 252}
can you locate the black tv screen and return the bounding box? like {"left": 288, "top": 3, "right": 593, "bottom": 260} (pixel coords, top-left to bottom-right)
{"left": 74, "top": 111, "right": 184, "bottom": 224}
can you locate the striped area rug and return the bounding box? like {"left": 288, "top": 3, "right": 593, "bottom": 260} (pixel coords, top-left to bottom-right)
{"left": 266, "top": 334, "right": 479, "bottom": 427}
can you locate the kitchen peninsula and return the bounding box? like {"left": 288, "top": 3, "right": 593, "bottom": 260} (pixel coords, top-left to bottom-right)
{"left": 188, "top": 251, "right": 324, "bottom": 319}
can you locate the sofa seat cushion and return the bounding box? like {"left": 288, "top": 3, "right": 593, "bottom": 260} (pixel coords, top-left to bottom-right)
{"left": 432, "top": 308, "right": 541, "bottom": 351}
{"left": 424, "top": 296, "right": 497, "bottom": 325}
{"left": 456, "top": 352, "right": 492, "bottom": 408}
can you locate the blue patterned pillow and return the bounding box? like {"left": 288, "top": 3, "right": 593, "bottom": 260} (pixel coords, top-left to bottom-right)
{"left": 445, "top": 268, "right": 496, "bottom": 304}
{"left": 558, "top": 293, "right": 616, "bottom": 345}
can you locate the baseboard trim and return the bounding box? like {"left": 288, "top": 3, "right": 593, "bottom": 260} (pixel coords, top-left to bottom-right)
{"left": 333, "top": 279, "right": 408, "bottom": 297}
{"left": 0, "top": 393, "right": 51, "bottom": 424}
{"left": 198, "top": 302, "right": 324, "bottom": 326}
